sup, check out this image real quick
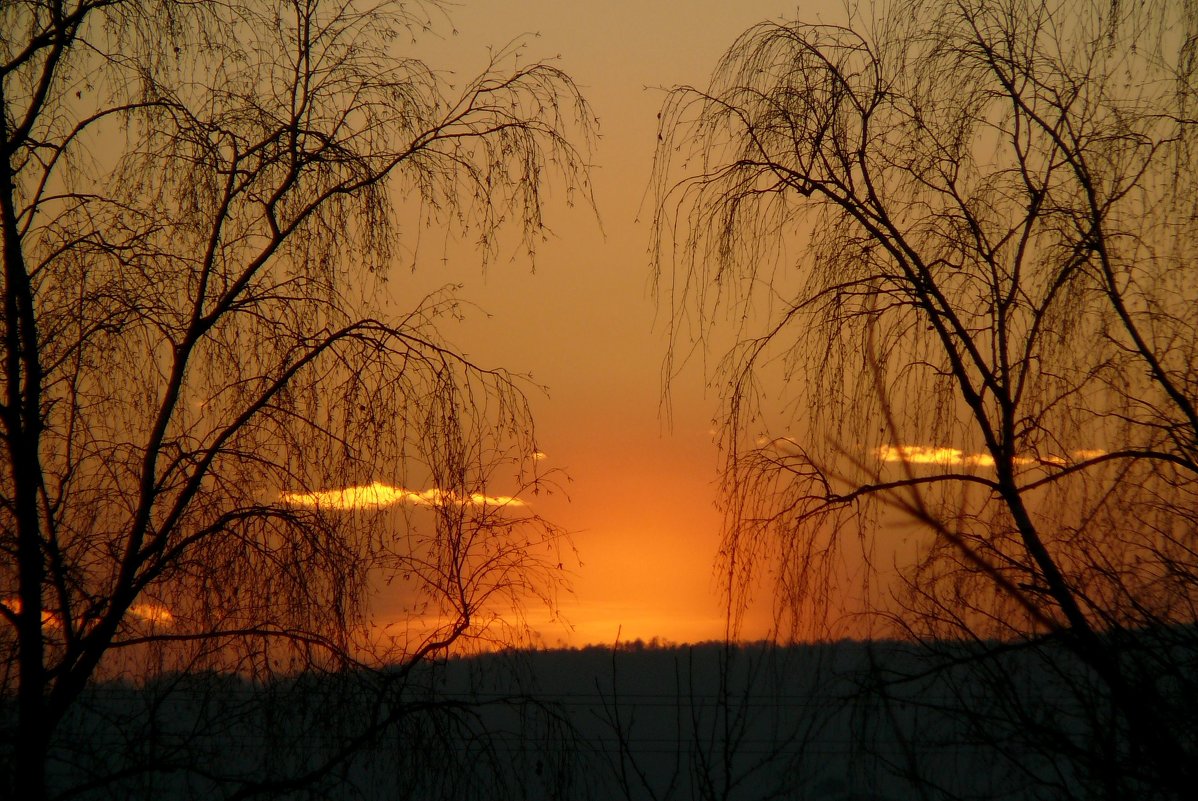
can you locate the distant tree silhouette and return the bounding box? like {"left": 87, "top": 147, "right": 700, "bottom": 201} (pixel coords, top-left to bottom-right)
{"left": 653, "top": 0, "right": 1198, "bottom": 797}
{"left": 0, "top": 1, "right": 593, "bottom": 799}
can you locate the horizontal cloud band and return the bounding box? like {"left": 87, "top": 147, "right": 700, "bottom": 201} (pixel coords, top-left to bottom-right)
{"left": 279, "top": 481, "right": 526, "bottom": 510}
{"left": 877, "top": 445, "right": 1106, "bottom": 468}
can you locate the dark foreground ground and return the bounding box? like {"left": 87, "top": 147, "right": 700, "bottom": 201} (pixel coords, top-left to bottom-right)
{"left": 31, "top": 634, "right": 1193, "bottom": 800}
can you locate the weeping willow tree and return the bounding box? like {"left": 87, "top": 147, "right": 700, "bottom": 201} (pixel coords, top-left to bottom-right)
{"left": 653, "top": 0, "right": 1198, "bottom": 796}
{"left": 0, "top": 1, "right": 594, "bottom": 798}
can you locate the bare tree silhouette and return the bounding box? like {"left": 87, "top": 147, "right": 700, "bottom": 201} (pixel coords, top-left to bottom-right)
{"left": 0, "top": 1, "right": 594, "bottom": 799}
{"left": 652, "top": 0, "right": 1198, "bottom": 796}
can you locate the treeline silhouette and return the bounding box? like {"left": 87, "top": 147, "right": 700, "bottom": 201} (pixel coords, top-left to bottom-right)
{"left": 42, "top": 633, "right": 1185, "bottom": 800}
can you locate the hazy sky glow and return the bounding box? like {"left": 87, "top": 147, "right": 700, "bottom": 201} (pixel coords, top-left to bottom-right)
{"left": 374, "top": 1, "right": 839, "bottom": 648}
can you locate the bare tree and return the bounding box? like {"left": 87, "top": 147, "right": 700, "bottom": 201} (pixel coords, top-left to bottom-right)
{"left": 0, "top": 1, "right": 594, "bottom": 799}
{"left": 653, "top": 0, "right": 1198, "bottom": 796}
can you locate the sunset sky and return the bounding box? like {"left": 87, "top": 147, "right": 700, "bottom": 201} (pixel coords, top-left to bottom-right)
{"left": 364, "top": 1, "right": 844, "bottom": 647}
{"left": 11, "top": 4, "right": 1194, "bottom": 798}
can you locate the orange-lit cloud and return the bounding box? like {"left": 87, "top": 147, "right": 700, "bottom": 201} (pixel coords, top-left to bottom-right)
{"left": 1, "top": 597, "right": 62, "bottom": 628}
{"left": 130, "top": 603, "right": 175, "bottom": 625}
{"left": 877, "top": 445, "right": 1106, "bottom": 468}
{"left": 1, "top": 598, "right": 174, "bottom": 628}
{"left": 878, "top": 445, "right": 998, "bottom": 467}
{"left": 755, "top": 439, "right": 1105, "bottom": 469}
{"left": 279, "top": 481, "right": 526, "bottom": 510}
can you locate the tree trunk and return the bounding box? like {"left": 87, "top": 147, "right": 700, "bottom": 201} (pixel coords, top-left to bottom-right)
{"left": 2, "top": 74, "right": 50, "bottom": 801}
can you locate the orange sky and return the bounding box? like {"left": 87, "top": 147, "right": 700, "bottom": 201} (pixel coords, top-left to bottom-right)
{"left": 367, "top": 1, "right": 847, "bottom": 648}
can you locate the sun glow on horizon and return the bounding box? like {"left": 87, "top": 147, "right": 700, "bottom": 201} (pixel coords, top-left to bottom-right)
{"left": 279, "top": 481, "right": 526, "bottom": 510}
